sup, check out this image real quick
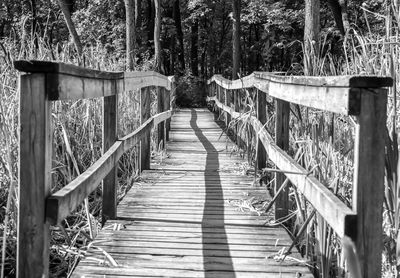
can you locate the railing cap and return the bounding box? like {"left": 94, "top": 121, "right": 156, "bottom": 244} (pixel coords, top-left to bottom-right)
{"left": 208, "top": 72, "right": 393, "bottom": 88}
{"left": 14, "top": 60, "right": 124, "bottom": 80}
{"left": 254, "top": 72, "right": 393, "bottom": 88}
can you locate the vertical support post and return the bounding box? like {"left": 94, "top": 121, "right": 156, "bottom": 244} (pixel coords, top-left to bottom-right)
{"left": 234, "top": 89, "right": 240, "bottom": 142}
{"left": 353, "top": 88, "right": 387, "bottom": 278}
{"left": 164, "top": 86, "right": 171, "bottom": 141}
{"left": 257, "top": 89, "right": 267, "bottom": 169}
{"left": 18, "top": 73, "right": 51, "bottom": 277}
{"left": 274, "top": 99, "right": 290, "bottom": 220}
{"left": 157, "top": 87, "right": 165, "bottom": 149}
{"left": 102, "top": 94, "right": 118, "bottom": 224}
{"left": 140, "top": 87, "right": 151, "bottom": 171}
{"left": 217, "top": 85, "right": 221, "bottom": 118}
{"left": 224, "top": 88, "right": 231, "bottom": 127}
{"left": 170, "top": 79, "right": 176, "bottom": 111}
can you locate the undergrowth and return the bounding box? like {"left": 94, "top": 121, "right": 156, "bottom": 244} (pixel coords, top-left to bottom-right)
{"left": 0, "top": 36, "right": 161, "bottom": 277}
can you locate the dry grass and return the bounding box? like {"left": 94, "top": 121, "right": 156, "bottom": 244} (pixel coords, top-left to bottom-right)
{"left": 0, "top": 36, "right": 161, "bottom": 277}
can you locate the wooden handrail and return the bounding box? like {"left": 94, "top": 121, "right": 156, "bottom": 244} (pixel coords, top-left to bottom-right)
{"left": 208, "top": 96, "right": 356, "bottom": 238}
{"left": 207, "top": 72, "right": 390, "bottom": 278}
{"left": 46, "top": 111, "right": 172, "bottom": 225}
{"left": 14, "top": 60, "right": 174, "bottom": 100}
{"left": 15, "top": 60, "right": 175, "bottom": 278}
{"left": 208, "top": 73, "right": 392, "bottom": 115}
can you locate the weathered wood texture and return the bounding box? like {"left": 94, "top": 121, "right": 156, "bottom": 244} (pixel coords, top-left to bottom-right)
{"left": 353, "top": 88, "right": 387, "bottom": 278}
{"left": 46, "top": 111, "right": 172, "bottom": 225}
{"left": 13, "top": 60, "right": 175, "bottom": 100}
{"left": 208, "top": 96, "right": 356, "bottom": 239}
{"left": 18, "top": 73, "right": 52, "bottom": 278}
{"left": 72, "top": 109, "right": 312, "bottom": 278}
{"left": 274, "top": 99, "right": 290, "bottom": 220}
{"left": 256, "top": 90, "right": 267, "bottom": 169}
{"left": 207, "top": 72, "right": 392, "bottom": 115}
{"left": 157, "top": 87, "right": 165, "bottom": 149}
{"left": 102, "top": 95, "right": 118, "bottom": 224}
{"left": 140, "top": 87, "right": 151, "bottom": 171}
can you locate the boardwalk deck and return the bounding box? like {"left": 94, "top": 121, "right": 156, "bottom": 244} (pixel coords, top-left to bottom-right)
{"left": 72, "top": 109, "right": 312, "bottom": 278}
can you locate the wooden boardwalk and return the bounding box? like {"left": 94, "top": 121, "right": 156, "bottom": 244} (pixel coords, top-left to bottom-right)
{"left": 73, "top": 109, "right": 312, "bottom": 278}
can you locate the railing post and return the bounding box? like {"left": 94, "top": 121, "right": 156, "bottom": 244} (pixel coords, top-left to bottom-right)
{"left": 157, "top": 87, "right": 165, "bottom": 149}
{"left": 18, "top": 73, "right": 51, "bottom": 277}
{"left": 353, "top": 88, "right": 387, "bottom": 278}
{"left": 224, "top": 88, "right": 231, "bottom": 127}
{"left": 234, "top": 89, "right": 240, "bottom": 143}
{"left": 140, "top": 87, "right": 151, "bottom": 171}
{"left": 217, "top": 85, "right": 221, "bottom": 118}
{"left": 164, "top": 86, "right": 171, "bottom": 141}
{"left": 257, "top": 89, "right": 267, "bottom": 169}
{"left": 102, "top": 94, "right": 118, "bottom": 224}
{"left": 274, "top": 99, "right": 290, "bottom": 220}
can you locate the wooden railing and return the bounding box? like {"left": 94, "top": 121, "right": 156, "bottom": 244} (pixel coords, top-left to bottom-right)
{"left": 14, "top": 61, "right": 175, "bottom": 278}
{"left": 207, "top": 72, "right": 392, "bottom": 278}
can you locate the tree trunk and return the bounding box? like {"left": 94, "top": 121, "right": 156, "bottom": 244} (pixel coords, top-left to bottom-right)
{"left": 326, "top": 0, "right": 345, "bottom": 35}
{"left": 154, "top": 0, "right": 162, "bottom": 73}
{"left": 57, "top": 0, "right": 83, "bottom": 56}
{"left": 29, "top": 0, "right": 38, "bottom": 57}
{"left": 304, "top": 0, "right": 320, "bottom": 74}
{"left": 339, "top": 0, "right": 349, "bottom": 32}
{"left": 147, "top": 0, "right": 155, "bottom": 47}
{"left": 125, "top": 0, "right": 136, "bottom": 70}
{"left": 135, "top": 0, "right": 142, "bottom": 46}
{"left": 173, "top": 0, "right": 185, "bottom": 74}
{"left": 326, "top": 0, "right": 349, "bottom": 35}
{"left": 190, "top": 20, "right": 199, "bottom": 76}
{"left": 232, "top": 0, "right": 241, "bottom": 80}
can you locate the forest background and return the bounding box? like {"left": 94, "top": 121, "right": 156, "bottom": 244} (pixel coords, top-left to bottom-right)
{"left": 0, "top": 0, "right": 399, "bottom": 277}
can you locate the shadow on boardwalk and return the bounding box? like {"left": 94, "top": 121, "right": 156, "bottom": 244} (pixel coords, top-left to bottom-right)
{"left": 190, "top": 109, "right": 235, "bottom": 277}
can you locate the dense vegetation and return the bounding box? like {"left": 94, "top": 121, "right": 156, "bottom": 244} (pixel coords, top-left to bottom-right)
{"left": 0, "top": 0, "right": 399, "bottom": 277}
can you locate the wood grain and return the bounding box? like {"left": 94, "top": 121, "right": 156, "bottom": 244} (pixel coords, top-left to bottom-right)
{"left": 102, "top": 95, "right": 118, "bottom": 224}
{"left": 18, "top": 73, "right": 51, "bottom": 277}
{"left": 274, "top": 99, "right": 290, "bottom": 220}
{"left": 208, "top": 97, "right": 357, "bottom": 238}
{"left": 207, "top": 72, "right": 392, "bottom": 115}
{"left": 353, "top": 88, "right": 387, "bottom": 278}
{"left": 140, "top": 87, "right": 151, "bottom": 171}
{"left": 72, "top": 109, "right": 312, "bottom": 278}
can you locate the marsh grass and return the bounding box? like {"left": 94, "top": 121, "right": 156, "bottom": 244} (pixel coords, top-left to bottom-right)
{"left": 220, "top": 25, "right": 399, "bottom": 277}
{"left": 0, "top": 35, "right": 161, "bottom": 276}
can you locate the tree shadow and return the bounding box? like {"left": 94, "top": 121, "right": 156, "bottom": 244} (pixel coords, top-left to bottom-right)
{"left": 190, "top": 109, "right": 235, "bottom": 277}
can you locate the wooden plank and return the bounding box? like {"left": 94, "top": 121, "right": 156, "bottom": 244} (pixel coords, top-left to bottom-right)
{"left": 45, "top": 73, "right": 122, "bottom": 100}
{"left": 140, "top": 87, "right": 151, "bottom": 171}
{"left": 120, "top": 118, "right": 153, "bottom": 153}
{"left": 157, "top": 87, "right": 165, "bottom": 149}
{"left": 224, "top": 88, "right": 231, "bottom": 126}
{"left": 46, "top": 141, "right": 124, "bottom": 225}
{"left": 13, "top": 60, "right": 123, "bottom": 79}
{"left": 18, "top": 73, "right": 51, "bottom": 278}
{"left": 208, "top": 98, "right": 356, "bottom": 238}
{"left": 208, "top": 72, "right": 392, "bottom": 89}
{"left": 263, "top": 82, "right": 356, "bottom": 115}
{"left": 274, "top": 99, "right": 290, "bottom": 220}
{"left": 164, "top": 87, "right": 171, "bottom": 141}
{"left": 102, "top": 95, "right": 118, "bottom": 224}
{"left": 124, "top": 71, "right": 172, "bottom": 90}
{"left": 353, "top": 88, "right": 387, "bottom": 278}
{"left": 13, "top": 61, "right": 177, "bottom": 101}
{"left": 256, "top": 89, "right": 267, "bottom": 169}
{"left": 252, "top": 117, "right": 356, "bottom": 238}
{"left": 73, "top": 266, "right": 313, "bottom": 278}
{"left": 254, "top": 71, "right": 393, "bottom": 88}
{"left": 72, "top": 109, "right": 312, "bottom": 278}
{"left": 207, "top": 72, "right": 392, "bottom": 115}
